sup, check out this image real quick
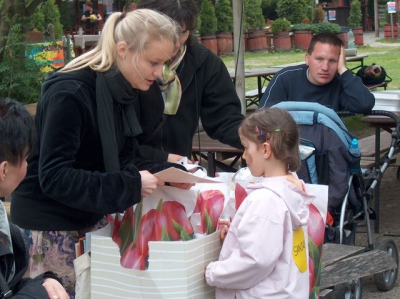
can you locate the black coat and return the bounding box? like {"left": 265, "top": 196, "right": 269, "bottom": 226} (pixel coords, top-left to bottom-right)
{"left": 136, "top": 37, "right": 244, "bottom": 163}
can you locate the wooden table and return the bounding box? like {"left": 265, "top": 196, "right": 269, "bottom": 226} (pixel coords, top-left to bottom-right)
{"left": 192, "top": 132, "right": 244, "bottom": 177}
{"left": 62, "top": 34, "right": 100, "bottom": 49}
{"left": 360, "top": 108, "right": 400, "bottom": 233}
{"left": 229, "top": 67, "right": 282, "bottom": 103}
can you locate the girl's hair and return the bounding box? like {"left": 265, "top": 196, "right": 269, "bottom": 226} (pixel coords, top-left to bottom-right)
{"left": 60, "top": 9, "right": 179, "bottom": 73}
{"left": 239, "top": 108, "right": 301, "bottom": 172}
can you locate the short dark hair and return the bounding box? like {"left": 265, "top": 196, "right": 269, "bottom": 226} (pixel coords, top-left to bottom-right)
{"left": 0, "top": 98, "right": 36, "bottom": 166}
{"left": 137, "top": 0, "right": 199, "bottom": 31}
{"left": 85, "top": 1, "right": 93, "bottom": 8}
{"left": 239, "top": 108, "right": 301, "bottom": 172}
{"left": 307, "top": 33, "right": 343, "bottom": 54}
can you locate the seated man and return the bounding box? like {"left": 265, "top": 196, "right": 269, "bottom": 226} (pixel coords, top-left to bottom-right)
{"left": 259, "top": 33, "right": 375, "bottom": 114}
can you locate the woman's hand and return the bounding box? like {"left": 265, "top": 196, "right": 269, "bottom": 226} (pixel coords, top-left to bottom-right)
{"left": 167, "top": 153, "right": 186, "bottom": 163}
{"left": 42, "top": 278, "right": 69, "bottom": 299}
{"left": 140, "top": 170, "right": 164, "bottom": 197}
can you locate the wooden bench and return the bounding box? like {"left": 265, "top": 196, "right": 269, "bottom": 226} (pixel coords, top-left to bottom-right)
{"left": 24, "top": 102, "right": 38, "bottom": 117}
{"left": 320, "top": 243, "right": 397, "bottom": 298}
{"left": 245, "top": 87, "right": 266, "bottom": 108}
{"left": 358, "top": 131, "right": 395, "bottom": 169}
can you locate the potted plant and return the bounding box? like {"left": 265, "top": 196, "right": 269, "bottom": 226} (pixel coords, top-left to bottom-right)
{"left": 384, "top": 10, "right": 399, "bottom": 40}
{"left": 347, "top": 0, "right": 363, "bottom": 46}
{"left": 313, "top": 5, "right": 326, "bottom": 24}
{"left": 199, "top": 0, "right": 218, "bottom": 54}
{"left": 276, "top": 0, "right": 307, "bottom": 25}
{"left": 215, "top": 0, "right": 233, "bottom": 55}
{"left": 291, "top": 23, "right": 312, "bottom": 50}
{"left": 271, "top": 18, "right": 292, "bottom": 51}
{"left": 244, "top": 0, "right": 267, "bottom": 52}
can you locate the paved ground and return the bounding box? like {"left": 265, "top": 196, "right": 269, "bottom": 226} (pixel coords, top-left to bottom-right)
{"left": 363, "top": 28, "right": 399, "bottom": 47}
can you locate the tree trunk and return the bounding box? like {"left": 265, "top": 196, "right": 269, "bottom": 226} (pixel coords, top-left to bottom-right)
{"left": 0, "top": 0, "right": 43, "bottom": 64}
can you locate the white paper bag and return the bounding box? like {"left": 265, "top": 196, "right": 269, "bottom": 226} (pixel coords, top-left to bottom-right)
{"left": 90, "top": 231, "right": 222, "bottom": 298}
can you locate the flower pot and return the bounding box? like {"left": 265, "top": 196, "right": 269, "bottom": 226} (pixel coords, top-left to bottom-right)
{"left": 200, "top": 34, "right": 218, "bottom": 54}
{"left": 384, "top": 24, "right": 398, "bottom": 40}
{"left": 293, "top": 30, "right": 312, "bottom": 50}
{"left": 272, "top": 31, "right": 292, "bottom": 51}
{"left": 247, "top": 30, "right": 267, "bottom": 52}
{"left": 216, "top": 32, "right": 233, "bottom": 56}
{"left": 352, "top": 27, "right": 363, "bottom": 46}
{"left": 336, "top": 32, "right": 348, "bottom": 49}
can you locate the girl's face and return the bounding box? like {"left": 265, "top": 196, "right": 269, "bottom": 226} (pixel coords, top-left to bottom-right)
{"left": 117, "top": 39, "right": 175, "bottom": 90}
{"left": 0, "top": 158, "right": 28, "bottom": 197}
{"left": 240, "top": 134, "right": 266, "bottom": 177}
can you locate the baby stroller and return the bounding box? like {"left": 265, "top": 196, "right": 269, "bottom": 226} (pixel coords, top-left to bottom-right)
{"left": 273, "top": 101, "right": 400, "bottom": 298}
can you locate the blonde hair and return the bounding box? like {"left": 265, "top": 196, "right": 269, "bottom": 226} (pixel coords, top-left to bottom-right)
{"left": 239, "top": 108, "right": 301, "bottom": 172}
{"left": 61, "top": 9, "right": 179, "bottom": 73}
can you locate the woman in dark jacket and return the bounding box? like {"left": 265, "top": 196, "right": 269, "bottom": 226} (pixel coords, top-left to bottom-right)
{"left": 135, "top": 0, "right": 245, "bottom": 164}
{"left": 12, "top": 9, "right": 187, "bottom": 299}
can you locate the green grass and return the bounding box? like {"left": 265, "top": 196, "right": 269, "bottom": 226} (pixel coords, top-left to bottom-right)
{"left": 220, "top": 44, "right": 400, "bottom": 137}
{"left": 220, "top": 45, "right": 400, "bottom": 92}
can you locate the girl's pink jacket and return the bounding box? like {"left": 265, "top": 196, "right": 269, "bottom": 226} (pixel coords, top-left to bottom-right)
{"left": 205, "top": 176, "right": 315, "bottom": 298}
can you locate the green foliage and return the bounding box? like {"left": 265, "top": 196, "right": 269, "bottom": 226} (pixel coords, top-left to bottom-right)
{"left": 305, "top": 0, "right": 315, "bottom": 22}
{"left": 291, "top": 23, "right": 311, "bottom": 32}
{"left": 347, "top": 0, "right": 362, "bottom": 28}
{"left": 276, "top": 0, "right": 307, "bottom": 24}
{"left": 0, "top": 22, "right": 46, "bottom": 104}
{"left": 199, "top": 0, "right": 217, "bottom": 35}
{"left": 313, "top": 5, "right": 325, "bottom": 23}
{"left": 310, "top": 22, "right": 341, "bottom": 34}
{"left": 59, "top": 1, "right": 76, "bottom": 31}
{"left": 244, "top": 0, "right": 265, "bottom": 31}
{"left": 28, "top": 0, "right": 63, "bottom": 39}
{"left": 215, "top": 0, "right": 233, "bottom": 33}
{"left": 261, "top": 0, "right": 278, "bottom": 21}
{"left": 271, "top": 18, "right": 291, "bottom": 33}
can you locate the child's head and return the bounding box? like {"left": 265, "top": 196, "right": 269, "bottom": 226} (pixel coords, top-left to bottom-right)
{"left": 0, "top": 98, "right": 36, "bottom": 196}
{"left": 239, "top": 108, "right": 301, "bottom": 175}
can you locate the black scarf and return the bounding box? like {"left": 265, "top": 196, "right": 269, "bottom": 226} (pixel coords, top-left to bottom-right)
{"left": 96, "top": 70, "right": 142, "bottom": 172}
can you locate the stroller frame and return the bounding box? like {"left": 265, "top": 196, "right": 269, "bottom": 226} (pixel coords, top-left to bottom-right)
{"left": 274, "top": 102, "right": 400, "bottom": 296}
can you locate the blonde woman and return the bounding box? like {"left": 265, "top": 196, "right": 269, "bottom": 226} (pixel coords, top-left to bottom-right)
{"left": 11, "top": 9, "right": 186, "bottom": 299}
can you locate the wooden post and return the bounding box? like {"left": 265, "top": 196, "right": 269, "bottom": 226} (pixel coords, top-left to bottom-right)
{"left": 232, "top": 0, "right": 246, "bottom": 115}
{"left": 374, "top": 0, "right": 379, "bottom": 37}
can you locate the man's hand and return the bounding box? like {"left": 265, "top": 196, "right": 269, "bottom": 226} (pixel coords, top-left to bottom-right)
{"left": 337, "top": 45, "right": 348, "bottom": 75}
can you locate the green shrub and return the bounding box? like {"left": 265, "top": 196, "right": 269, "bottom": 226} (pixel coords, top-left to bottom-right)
{"left": 347, "top": 0, "right": 362, "bottom": 28}
{"left": 310, "top": 22, "right": 341, "bottom": 34}
{"left": 261, "top": 0, "right": 278, "bottom": 21}
{"left": 313, "top": 5, "right": 326, "bottom": 23}
{"left": 244, "top": 0, "right": 265, "bottom": 31}
{"left": 385, "top": 10, "right": 399, "bottom": 25}
{"left": 199, "top": 0, "right": 217, "bottom": 35}
{"left": 271, "top": 18, "right": 291, "bottom": 33}
{"left": 277, "top": 0, "right": 307, "bottom": 24}
{"left": 215, "top": 0, "right": 233, "bottom": 33}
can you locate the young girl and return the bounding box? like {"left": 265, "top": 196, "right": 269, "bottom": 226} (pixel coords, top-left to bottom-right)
{"left": 205, "top": 108, "right": 315, "bottom": 298}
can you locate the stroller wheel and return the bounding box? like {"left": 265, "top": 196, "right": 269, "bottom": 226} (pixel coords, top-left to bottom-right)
{"left": 333, "top": 278, "right": 363, "bottom": 299}
{"left": 373, "top": 238, "right": 399, "bottom": 291}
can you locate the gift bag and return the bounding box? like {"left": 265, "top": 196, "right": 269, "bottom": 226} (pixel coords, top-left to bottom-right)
{"left": 306, "top": 184, "right": 328, "bottom": 299}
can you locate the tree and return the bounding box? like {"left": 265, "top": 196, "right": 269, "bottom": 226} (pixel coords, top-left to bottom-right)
{"left": 0, "top": 0, "right": 43, "bottom": 64}
{"left": 244, "top": 0, "right": 265, "bottom": 31}
{"left": 215, "top": 0, "right": 233, "bottom": 33}
{"left": 261, "top": 0, "right": 278, "bottom": 21}
{"left": 348, "top": 0, "right": 362, "bottom": 28}
{"left": 199, "top": 0, "right": 217, "bottom": 35}
{"left": 277, "top": 0, "right": 307, "bottom": 24}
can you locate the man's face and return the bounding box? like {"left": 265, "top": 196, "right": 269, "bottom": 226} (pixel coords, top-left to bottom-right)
{"left": 305, "top": 42, "right": 341, "bottom": 86}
